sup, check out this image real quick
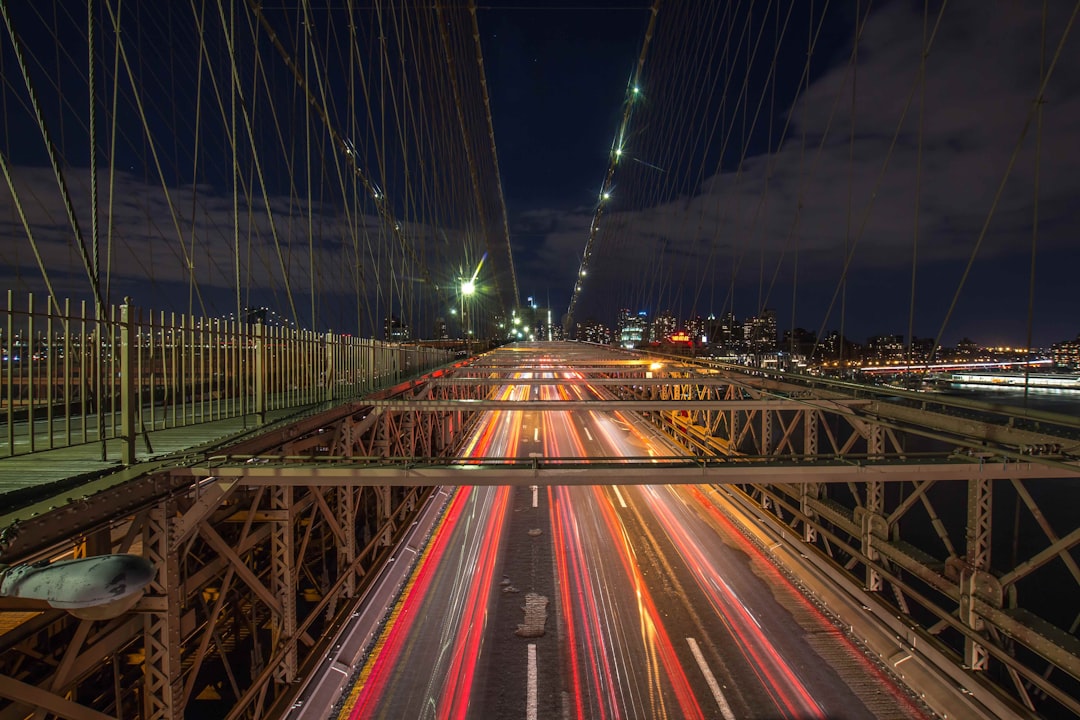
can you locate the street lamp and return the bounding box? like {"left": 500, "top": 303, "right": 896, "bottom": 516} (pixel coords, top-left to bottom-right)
{"left": 460, "top": 279, "right": 475, "bottom": 353}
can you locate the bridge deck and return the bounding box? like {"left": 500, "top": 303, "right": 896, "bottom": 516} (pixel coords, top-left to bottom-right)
{"left": 0, "top": 406, "right": 320, "bottom": 527}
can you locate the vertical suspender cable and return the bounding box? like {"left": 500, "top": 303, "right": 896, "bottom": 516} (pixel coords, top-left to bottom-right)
{"left": 304, "top": 4, "right": 315, "bottom": 330}
{"left": 907, "top": 0, "right": 928, "bottom": 367}
{"left": 88, "top": 0, "right": 100, "bottom": 316}
{"left": 105, "top": 0, "right": 122, "bottom": 308}
{"left": 230, "top": 0, "right": 241, "bottom": 327}
{"left": 0, "top": 1, "right": 106, "bottom": 313}
{"left": 1024, "top": 1, "right": 1048, "bottom": 406}
{"left": 841, "top": 0, "right": 857, "bottom": 367}
{"left": 468, "top": 0, "right": 520, "bottom": 311}
{"left": 930, "top": 0, "right": 1079, "bottom": 362}
{"left": 790, "top": 0, "right": 812, "bottom": 355}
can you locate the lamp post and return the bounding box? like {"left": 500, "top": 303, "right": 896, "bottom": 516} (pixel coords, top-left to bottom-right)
{"left": 460, "top": 279, "right": 475, "bottom": 354}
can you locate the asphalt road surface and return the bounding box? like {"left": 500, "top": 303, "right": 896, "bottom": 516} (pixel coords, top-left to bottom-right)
{"left": 337, "top": 369, "right": 930, "bottom": 719}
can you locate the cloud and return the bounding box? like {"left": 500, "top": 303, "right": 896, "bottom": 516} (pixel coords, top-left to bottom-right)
{"left": 0, "top": 164, "right": 450, "bottom": 322}
{"left": 532, "top": 0, "right": 1080, "bottom": 343}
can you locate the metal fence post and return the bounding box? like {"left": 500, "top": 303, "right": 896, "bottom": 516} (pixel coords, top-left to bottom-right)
{"left": 324, "top": 334, "right": 332, "bottom": 405}
{"left": 254, "top": 322, "right": 266, "bottom": 424}
{"left": 120, "top": 298, "right": 136, "bottom": 465}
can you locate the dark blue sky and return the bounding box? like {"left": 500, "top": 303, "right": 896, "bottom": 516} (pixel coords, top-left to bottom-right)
{"left": 1, "top": 1, "right": 1078, "bottom": 346}
{"left": 474, "top": 1, "right": 1080, "bottom": 347}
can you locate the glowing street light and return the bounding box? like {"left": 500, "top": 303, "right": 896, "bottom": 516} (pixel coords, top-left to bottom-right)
{"left": 460, "top": 278, "right": 476, "bottom": 353}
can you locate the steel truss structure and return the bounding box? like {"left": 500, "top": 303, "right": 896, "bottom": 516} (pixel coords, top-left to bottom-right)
{"left": 196, "top": 349, "right": 1080, "bottom": 716}
{"left": 617, "top": 359, "right": 1080, "bottom": 718}
{"left": 1, "top": 345, "right": 1078, "bottom": 718}
{"left": 0, "top": 375, "right": 478, "bottom": 719}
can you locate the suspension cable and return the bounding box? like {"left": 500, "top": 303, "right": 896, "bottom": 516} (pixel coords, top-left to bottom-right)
{"left": 0, "top": 1, "right": 105, "bottom": 312}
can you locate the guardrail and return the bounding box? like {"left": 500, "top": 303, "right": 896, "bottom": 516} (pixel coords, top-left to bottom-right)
{"left": 0, "top": 292, "right": 454, "bottom": 460}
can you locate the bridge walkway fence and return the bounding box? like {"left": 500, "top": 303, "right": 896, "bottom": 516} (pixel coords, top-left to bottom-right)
{"left": 0, "top": 292, "right": 454, "bottom": 466}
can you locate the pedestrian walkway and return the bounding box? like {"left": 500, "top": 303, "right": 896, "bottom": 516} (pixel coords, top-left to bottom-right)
{"left": 0, "top": 404, "right": 322, "bottom": 528}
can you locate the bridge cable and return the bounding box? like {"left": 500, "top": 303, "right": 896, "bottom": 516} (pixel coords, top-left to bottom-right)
{"left": 0, "top": 1, "right": 106, "bottom": 314}
{"left": 0, "top": 152, "right": 60, "bottom": 313}
{"left": 906, "top": 0, "right": 929, "bottom": 368}
{"left": 469, "top": 0, "right": 520, "bottom": 311}
{"left": 929, "top": 0, "right": 1079, "bottom": 363}
{"left": 565, "top": 0, "right": 663, "bottom": 334}
{"left": 809, "top": 1, "right": 951, "bottom": 363}
{"left": 104, "top": 0, "right": 210, "bottom": 318}
{"left": 215, "top": 0, "right": 304, "bottom": 326}
{"left": 434, "top": 1, "right": 502, "bottom": 317}
{"left": 245, "top": 0, "right": 435, "bottom": 294}
{"left": 1023, "top": 1, "right": 1048, "bottom": 407}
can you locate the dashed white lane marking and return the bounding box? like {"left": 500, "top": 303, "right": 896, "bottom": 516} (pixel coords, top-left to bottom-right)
{"left": 686, "top": 637, "right": 737, "bottom": 720}
{"left": 527, "top": 643, "right": 538, "bottom": 720}
{"left": 531, "top": 485, "right": 538, "bottom": 508}
{"left": 533, "top": 427, "right": 539, "bottom": 442}
{"left": 583, "top": 427, "right": 593, "bottom": 442}
{"left": 611, "top": 485, "right": 628, "bottom": 508}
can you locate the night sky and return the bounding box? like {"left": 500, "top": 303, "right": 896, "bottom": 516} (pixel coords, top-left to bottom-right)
{"left": 0, "top": 1, "right": 1078, "bottom": 347}
{"left": 476, "top": 0, "right": 1080, "bottom": 347}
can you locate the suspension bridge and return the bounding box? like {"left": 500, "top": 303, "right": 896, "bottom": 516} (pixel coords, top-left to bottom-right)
{"left": 0, "top": 2, "right": 1078, "bottom": 719}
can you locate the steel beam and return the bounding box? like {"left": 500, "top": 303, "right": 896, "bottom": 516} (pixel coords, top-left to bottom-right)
{"left": 178, "top": 460, "right": 1079, "bottom": 485}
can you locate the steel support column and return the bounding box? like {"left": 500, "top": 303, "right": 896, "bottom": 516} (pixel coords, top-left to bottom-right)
{"left": 864, "top": 423, "right": 886, "bottom": 592}
{"left": 963, "top": 476, "right": 993, "bottom": 671}
{"left": 338, "top": 486, "right": 357, "bottom": 598}
{"left": 271, "top": 485, "right": 297, "bottom": 684}
{"left": 802, "top": 410, "right": 819, "bottom": 543}
{"left": 143, "top": 500, "right": 184, "bottom": 720}
{"left": 120, "top": 300, "right": 136, "bottom": 465}
{"left": 762, "top": 408, "right": 773, "bottom": 456}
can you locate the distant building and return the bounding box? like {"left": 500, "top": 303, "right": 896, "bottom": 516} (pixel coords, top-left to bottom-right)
{"left": 706, "top": 312, "right": 740, "bottom": 351}
{"left": 686, "top": 315, "right": 707, "bottom": 343}
{"left": 384, "top": 315, "right": 410, "bottom": 342}
{"left": 651, "top": 311, "right": 678, "bottom": 344}
{"left": 820, "top": 330, "right": 858, "bottom": 361}
{"left": 433, "top": 317, "right": 448, "bottom": 340}
{"left": 744, "top": 309, "right": 777, "bottom": 353}
{"left": 955, "top": 337, "right": 979, "bottom": 358}
{"left": 908, "top": 336, "right": 935, "bottom": 363}
{"left": 782, "top": 327, "right": 817, "bottom": 356}
{"left": 1052, "top": 335, "right": 1080, "bottom": 369}
{"left": 237, "top": 306, "right": 294, "bottom": 328}
{"left": 577, "top": 319, "right": 612, "bottom": 344}
{"left": 616, "top": 309, "right": 648, "bottom": 348}
{"left": 866, "top": 334, "right": 905, "bottom": 364}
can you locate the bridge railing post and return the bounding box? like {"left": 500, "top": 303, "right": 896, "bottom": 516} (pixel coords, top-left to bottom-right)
{"left": 119, "top": 298, "right": 136, "bottom": 465}
{"left": 254, "top": 322, "right": 266, "bottom": 424}
{"left": 324, "top": 332, "right": 334, "bottom": 403}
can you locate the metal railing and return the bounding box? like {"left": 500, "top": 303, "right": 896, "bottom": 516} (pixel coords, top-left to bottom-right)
{"left": 0, "top": 292, "right": 454, "bottom": 460}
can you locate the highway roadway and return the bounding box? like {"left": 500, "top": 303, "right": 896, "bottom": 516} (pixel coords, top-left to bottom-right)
{"left": 336, "top": 363, "right": 930, "bottom": 719}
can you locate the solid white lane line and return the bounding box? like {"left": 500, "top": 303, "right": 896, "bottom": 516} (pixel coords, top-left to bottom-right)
{"left": 527, "top": 643, "right": 537, "bottom": 720}
{"left": 611, "top": 485, "right": 628, "bottom": 508}
{"left": 686, "top": 638, "right": 737, "bottom": 720}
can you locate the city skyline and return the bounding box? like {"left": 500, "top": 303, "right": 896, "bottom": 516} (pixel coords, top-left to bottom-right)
{"left": 0, "top": 2, "right": 1076, "bottom": 348}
